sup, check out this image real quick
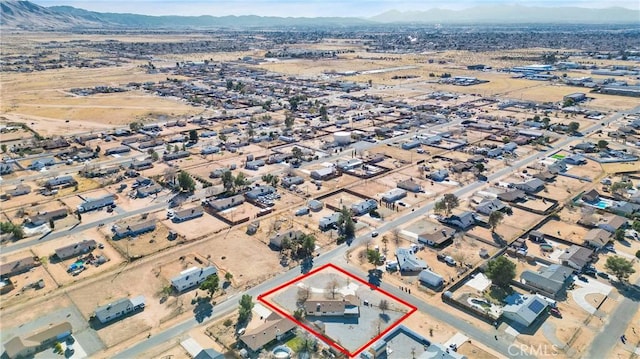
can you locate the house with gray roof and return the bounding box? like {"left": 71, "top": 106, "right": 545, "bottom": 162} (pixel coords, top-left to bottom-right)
{"left": 396, "top": 247, "right": 428, "bottom": 272}
{"left": 281, "top": 176, "right": 304, "bottom": 188}
{"left": 207, "top": 195, "right": 244, "bottom": 211}
{"left": 94, "top": 295, "right": 145, "bottom": 323}
{"left": 163, "top": 151, "right": 190, "bottom": 161}
{"left": 54, "top": 239, "right": 97, "bottom": 260}
{"left": 44, "top": 175, "right": 77, "bottom": 188}
{"left": 173, "top": 206, "right": 204, "bottom": 222}
{"left": 28, "top": 208, "right": 68, "bottom": 226}
{"left": 136, "top": 183, "right": 162, "bottom": 198}
{"left": 130, "top": 158, "right": 154, "bottom": 170}
{"left": 475, "top": 198, "right": 506, "bottom": 216}
{"left": 397, "top": 179, "right": 422, "bottom": 192}
{"left": 441, "top": 211, "right": 476, "bottom": 230}
{"left": 310, "top": 167, "right": 336, "bottom": 180}
{"left": 319, "top": 212, "right": 342, "bottom": 230}
{"left": 502, "top": 294, "right": 549, "bottom": 327}
{"left": 498, "top": 189, "right": 527, "bottom": 203}
{"left": 3, "top": 322, "right": 72, "bottom": 359}
{"left": 514, "top": 178, "right": 545, "bottom": 193}
{"left": 171, "top": 266, "right": 217, "bottom": 292}
{"left": 245, "top": 186, "right": 275, "bottom": 200}
{"left": 351, "top": 199, "right": 377, "bottom": 216}
{"left": 520, "top": 264, "right": 574, "bottom": 298}
{"left": 270, "top": 230, "right": 304, "bottom": 248}
{"left": 559, "top": 245, "right": 594, "bottom": 271}
{"left": 113, "top": 220, "right": 156, "bottom": 239}
{"left": 0, "top": 257, "right": 39, "bottom": 278}
{"left": 381, "top": 188, "right": 407, "bottom": 203}
{"left": 77, "top": 194, "right": 115, "bottom": 213}
{"left": 418, "top": 226, "right": 456, "bottom": 248}
{"left": 2, "top": 184, "right": 31, "bottom": 199}
{"left": 430, "top": 169, "right": 449, "bottom": 182}
{"left": 239, "top": 312, "right": 296, "bottom": 353}
{"left": 105, "top": 146, "right": 131, "bottom": 155}
{"left": 584, "top": 228, "right": 612, "bottom": 248}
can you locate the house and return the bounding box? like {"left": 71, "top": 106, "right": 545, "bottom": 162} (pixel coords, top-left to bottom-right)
{"left": 475, "top": 198, "right": 506, "bottom": 216}
{"left": 418, "top": 269, "right": 444, "bottom": 290}
{"left": 3, "top": 322, "right": 72, "bottom": 359}
{"left": 54, "top": 239, "right": 97, "bottom": 260}
{"left": 245, "top": 159, "right": 266, "bottom": 170}
{"left": 351, "top": 199, "right": 377, "bottom": 215}
{"left": 564, "top": 154, "right": 586, "bottom": 165}
{"left": 200, "top": 146, "right": 221, "bottom": 155}
{"left": 136, "top": 183, "right": 162, "bottom": 198}
{"left": 28, "top": 208, "right": 68, "bottom": 226}
{"left": 180, "top": 338, "right": 225, "bottom": 359}
{"left": 514, "top": 178, "right": 545, "bottom": 193}
{"left": 163, "top": 151, "right": 190, "bottom": 161}
{"left": 130, "top": 158, "right": 154, "bottom": 170}
{"left": 529, "top": 230, "right": 545, "bottom": 243}
{"left": 0, "top": 163, "right": 13, "bottom": 174}
{"left": 430, "top": 169, "right": 449, "bottom": 182}
{"left": 564, "top": 92, "right": 587, "bottom": 103}
{"left": 584, "top": 228, "right": 612, "bottom": 248}
{"left": 77, "top": 194, "right": 115, "bottom": 213}
{"left": 418, "top": 226, "right": 456, "bottom": 248}
{"left": 498, "top": 189, "right": 527, "bottom": 203}
{"left": 209, "top": 168, "right": 230, "bottom": 178}
{"left": 105, "top": 146, "right": 131, "bottom": 155}
{"left": 239, "top": 312, "right": 296, "bottom": 353}
{"left": 502, "top": 294, "right": 549, "bottom": 327}
{"left": 0, "top": 256, "right": 39, "bottom": 278}
{"left": 598, "top": 214, "right": 627, "bottom": 233}
{"left": 245, "top": 186, "right": 275, "bottom": 200}
{"left": 397, "top": 179, "right": 422, "bottom": 193}
{"left": 451, "top": 162, "right": 473, "bottom": 173}
{"left": 207, "top": 195, "right": 244, "bottom": 211}
{"left": 44, "top": 175, "right": 77, "bottom": 188}
{"left": 396, "top": 247, "right": 428, "bottom": 272}
{"left": 42, "top": 138, "right": 70, "bottom": 150}
{"left": 2, "top": 184, "right": 31, "bottom": 199}
{"left": 310, "top": 167, "right": 336, "bottom": 180}
{"left": 487, "top": 148, "right": 502, "bottom": 158}
{"left": 581, "top": 189, "right": 600, "bottom": 203}
{"left": 369, "top": 325, "right": 436, "bottom": 359}
{"left": 308, "top": 200, "right": 323, "bottom": 212}
{"left": 610, "top": 201, "right": 640, "bottom": 217}
{"left": 520, "top": 264, "right": 574, "bottom": 298}
{"left": 172, "top": 206, "right": 204, "bottom": 222}
{"left": 113, "top": 220, "right": 156, "bottom": 238}
{"left": 573, "top": 142, "right": 596, "bottom": 153}
{"left": 28, "top": 157, "right": 55, "bottom": 170}
{"left": 533, "top": 171, "right": 556, "bottom": 182}
{"left": 503, "top": 142, "right": 517, "bottom": 152}
{"left": 381, "top": 188, "right": 407, "bottom": 203}
{"left": 548, "top": 161, "right": 567, "bottom": 174}
{"left": 304, "top": 296, "right": 360, "bottom": 317}
{"left": 319, "top": 212, "right": 342, "bottom": 230}
{"left": 94, "top": 295, "right": 145, "bottom": 324}
{"left": 401, "top": 140, "right": 421, "bottom": 150}
{"left": 270, "top": 230, "right": 304, "bottom": 248}
{"left": 171, "top": 266, "right": 217, "bottom": 292}
{"left": 442, "top": 211, "right": 476, "bottom": 230}
{"left": 336, "top": 158, "right": 363, "bottom": 171}
{"left": 559, "top": 245, "right": 595, "bottom": 271}
{"left": 281, "top": 176, "right": 304, "bottom": 188}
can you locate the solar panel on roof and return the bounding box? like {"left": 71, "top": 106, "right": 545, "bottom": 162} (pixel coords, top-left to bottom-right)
{"left": 528, "top": 299, "right": 545, "bottom": 314}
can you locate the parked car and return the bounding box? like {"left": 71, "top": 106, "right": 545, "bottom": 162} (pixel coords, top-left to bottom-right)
{"left": 437, "top": 253, "right": 446, "bottom": 261}
{"left": 550, "top": 307, "right": 562, "bottom": 318}
{"left": 597, "top": 272, "right": 610, "bottom": 279}
{"left": 444, "top": 256, "right": 456, "bottom": 266}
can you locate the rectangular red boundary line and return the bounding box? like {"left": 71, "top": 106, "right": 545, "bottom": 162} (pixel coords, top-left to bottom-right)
{"left": 257, "top": 263, "right": 418, "bottom": 358}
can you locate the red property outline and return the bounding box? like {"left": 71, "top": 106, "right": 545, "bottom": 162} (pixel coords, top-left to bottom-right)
{"left": 257, "top": 263, "right": 417, "bottom": 358}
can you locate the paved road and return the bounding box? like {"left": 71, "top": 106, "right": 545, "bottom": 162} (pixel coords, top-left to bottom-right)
{"left": 585, "top": 278, "right": 640, "bottom": 359}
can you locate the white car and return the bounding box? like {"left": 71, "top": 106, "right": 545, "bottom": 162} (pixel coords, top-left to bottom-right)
{"left": 371, "top": 231, "right": 379, "bottom": 237}
{"left": 444, "top": 256, "right": 456, "bottom": 266}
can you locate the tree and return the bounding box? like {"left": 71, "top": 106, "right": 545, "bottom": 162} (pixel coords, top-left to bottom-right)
{"left": 635, "top": 250, "right": 640, "bottom": 259}
{"left": 293, "top": 309, "right": 305, "bottom": 320}
{"left": 392, "top": 228, "right": 401, "bottom": 245}
{"left": 300, "top": 234, "right": 316, "bottom": 258}
{"left": 129, "top": 122, "right": 142, "bottom": 131}
{"left": 177, "top": 171, "right": 196, "bottom": 192}
{"left": 633, "top": 220, "right": 640, "bottom": 232}
{"left": 485, "top": 257, "right": 516, "bottom": 289}
{"left": 474, "top": 163, "right": 485, "bottom": 173}
{"left": 378, "top": 299, "right": 389, "bottom": 313}
{"left": 226, "top": 79, "right": 233, "bottom": 90}
{"left": 296, "top": 286, "right": 310, "bottom": 304}
{"left": 611, "top": 181, "right": 632, "bottom": 196}
{"left": 234, "top": 172, "right": 248, "bottom": 191}
{"left": 319, "top": 105, "right": 328, "bottom": 121}
{"left": 218, "top": 133, "right": 227, "bottom": 143}
{"left": 150, "top": 151, "right": 159, "bottom": 161}
{"left": 238, "top": 294, "right": 254, "bottom": 323}
{"left": 325, "top": 278, "right": 340, "bottom": 299}
{"left": 597, "top": 140, "right": 609, "bottom": 149}
{"left": 291, "top": 146, "right": 303, "bottom": 161}
{"left": 542, "top": 117, "right": 551, "bottom": 128}
{"left": 367, "top": 249, "right": 382, "bottom": 267}
{"left": 568, "top": 122, "right": 580, "bottom": 133}
{"left": 435, "top": 194, "right": 459, "bottom": 217}
{"left": 339, "top": 206, "right": 355, "bottom": 238}
{"left": 614, "top": 228, "right": 626, "bottom": 241}
{"left": 95, "top": 145, "right": 101, "bottom": 154}
{"left": 381, "top": 236, "right": 389, "bottom": 254}
{"left": 488, "top": 211, "right": 504, "bottom": 233}
{"left": 200, "top": 274, "right": 219, "bottom": 298}
{"left": 284, "top": 111, "right": 295, "bottom": 129}
{"left": 189, "top": 129, "right": 198, "bottom": 143}
{"left": 604, "top": 256, "right": 636, "bottom": 282}
{"left": 221, "top": 170, "right": 234, "bottom": 193}
{"left": 225, "top": 272, "right": 233, "bottom": 283}
{"left": 1, "top": 144, "right": 6, "bottom": 153}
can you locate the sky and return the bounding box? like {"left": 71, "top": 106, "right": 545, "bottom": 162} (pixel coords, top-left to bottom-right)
{"left": 32, "top": 0, "right": 640, "bottom": 17}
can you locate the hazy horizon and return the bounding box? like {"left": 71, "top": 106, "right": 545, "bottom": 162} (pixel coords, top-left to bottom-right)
{"left": 31, "top": 0, "right": 640, "bottom": 17}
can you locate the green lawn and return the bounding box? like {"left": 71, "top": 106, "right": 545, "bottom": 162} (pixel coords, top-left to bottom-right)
{"left": 286, "top": 336, "right": 304, "bottom": 352}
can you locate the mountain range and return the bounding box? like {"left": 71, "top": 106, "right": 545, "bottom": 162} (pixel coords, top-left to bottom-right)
{"left": 1, "top": 0, "right": 639, "bottom": 30}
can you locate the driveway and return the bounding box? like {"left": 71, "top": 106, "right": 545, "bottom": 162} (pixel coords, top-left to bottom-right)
{"left": 571, "top": 275, "right": 612, "bottom": 314}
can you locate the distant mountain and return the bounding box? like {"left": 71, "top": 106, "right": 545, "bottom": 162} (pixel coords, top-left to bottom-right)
{"left": 2, "top": 1, "right": 638, "bottom": 30}
{"left": 49, "top": 5, "right": 372, "bottom": 28}
{"left": 0, "top": 0, "right": 103, "bottom": 29}
{"left": 370, "top": 5, "right": 640, "bottom": 24}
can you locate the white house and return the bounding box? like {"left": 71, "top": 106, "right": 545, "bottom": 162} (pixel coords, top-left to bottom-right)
{"left": 171, "top": 266, "right": 218, "bottom": 292}
{"left": 502, "top": 294, "right": 549, "bottom": 327}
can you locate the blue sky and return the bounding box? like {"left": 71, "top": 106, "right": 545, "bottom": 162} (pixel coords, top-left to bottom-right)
{"left": 33, "top": 0, "right": 640, "bottom": 17}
